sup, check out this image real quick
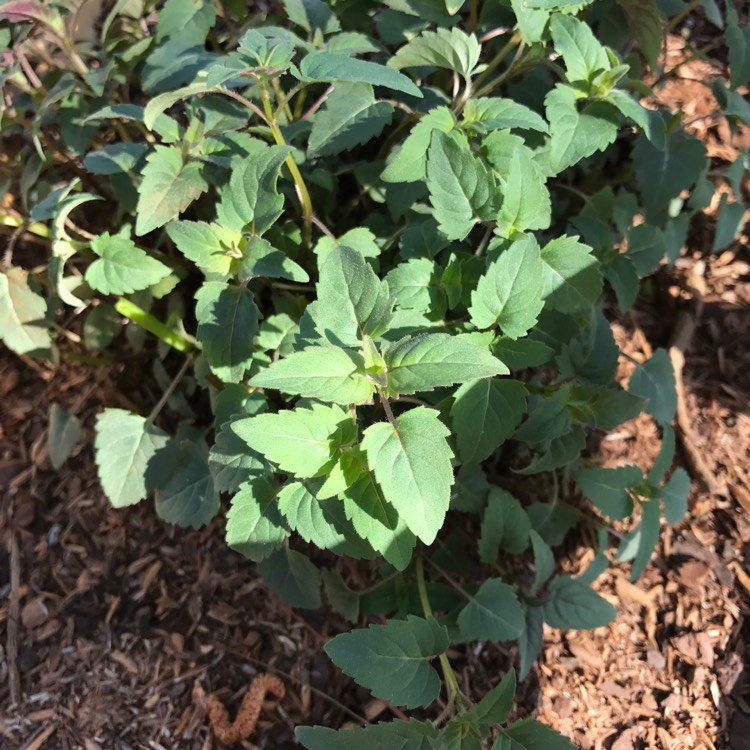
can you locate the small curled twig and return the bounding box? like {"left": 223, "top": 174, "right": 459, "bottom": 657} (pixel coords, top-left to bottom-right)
{"left": 192, "top": 674, "right": 285, "bottom": 745}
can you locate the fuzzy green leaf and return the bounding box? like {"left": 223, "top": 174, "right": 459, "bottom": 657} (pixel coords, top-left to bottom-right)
{"left": 457, "top": 578, "right": 525, "bottom": 641}
{"left": 94, "top": 409, "right": 170, "bottom": 508}
{"left": 166, "top": 221, "right": 238, "bottom": 276}
{"left": 469, "top": 237, "right": 545, "bottom": 337}
{"left": 451, "top": 379, "right": 528, "bottom": 464}
{"left": 619, "top": 497, "right": 661, "bottom": 580}
{"left": 258, "top": 546, "right": 322, "bottom": 608}
{"left": 297, "top": 720, "right": 438, "bottom": 750}
{"left": 496, "top": 148, "right": 551, "bottom": 236}
{"left": 362, "top": 407, "right": 453, "bottom": 544}
{"left": 543, "top": 576, "right": 616, "bottom": 629}
{"left": 85, "top": 233, "right": 171, "bottom": 295}
{"left": 659, "top": 467, "right": 690, "bottom": 525}
{"left": 462, "top": 669, "right": 516, "bottom": 726}
{"left": 325, "top": 615, "right": 449, "bottom": 708}
{"left": 462, "top": 98, "right": 549, "bottom": 134}
{"left": 386, "top": 258, "right": 445, "bottom": 316}
{"left": 382, "top": 106, "right": 456, "bottom": 183}
{"left": 215, "top": 144, "right": 291, "bottom": 233}
{"left": 316, "top": 246, "right": 393, "bottom": 346}
{"left": 226, "top": 478, "right": 288, "bottom": 562}
{"left": 389, "top": 27, "right": 481, "bottom": 77}
{"left": 135, "top": 146, "right": 208, "bottom": 235}
{"left": 628, "top": 348, "right": 676, "bottom": 424}
{"left": 550, "top": 13, "right": 610, "bottom": 84}
{"left": 309, "top": 83, "right": 393, "bottom": 157}
{"left": 233, "top": 403, "right": 352, "bottom": 478}
{"left": 427, "top": 131, "right": 497, "bottom": 241}
{"left": 493, "top": 719, "right": 577, "bottom": 750}
{"left": 250, "top": 346, "right": 375, "bottom": 404}
{"left": 154, "top": 440, "right": 219, "bottom": 529}
{"left": 478, "top": 488, "right": 532, "bottom": 561}
{"left": 240, "top": 236, "right": 309, "bottom": 283}
{"left": 383, "top": 333, "right": 509, "bottom": 397}
{"left": 209, "top": 417, "right": 268, "bottom": 493}
{"left": 573, "top": 465, "right": 642, "bottom": 520}
{"left": 0, "top": 266, "right": 53, "bottom": 358}
{"left": 615, "top": 0, "right": 664, "bottom": 70}
{"left": 540, "top": 236, "right": 602, "bottom": 313}
{"left": 343, "top": 469, "right": 417, "bottom": 570}
{"left": 299, "top": 51, "right": 422, "bottom": 97}
{"left": 48, "top": 403, "right": 82, "bottom": 470}
{"left": 195, "top": 281, "right": 260, "bottom": 383}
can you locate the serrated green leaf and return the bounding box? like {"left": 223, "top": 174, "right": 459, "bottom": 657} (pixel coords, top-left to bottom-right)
{"left": 278, "top": 480, "right": 374, "bottom": 558}
{"left": 457, "top": 578, "right": 525, "bottom": 641}
{"left": 647, "top": 424, "right": 675, "bottom": 484}
{"left": 628, "top": 348, "right": 676, "bottom": 424}
{"left": 727, "top": 3, "right": 750, "bottom": 88}
{"left": 711, "top": 194, "right": 747, "bottom": 253}
{"left": 195, "top": 281, "right": 260, "bottom": 383}
{"left": 299, "top": 51, "right": 422, "bottom": 97}
{"left": 94, "top": 408, "right": 170, "bottom": 508}
{"left": 215, "top": 144, "right": 291, "bottom": 233}
{"left": 492, "top": 337, "right": 554, "bottom": 369}
{"left": 389, "top": 27, "right": 481, "bottom": 77}
{"left": 154, "top": 440, "right": 219, "bottom": 529}
{"left": 322, "top": 569, "right": 360, "bottom": 623}
{"left": 573, "top": 465, "right": 642, "bottom": 520}
{"left": 386, "top": 258, "right": 446, "bottom": 316}
{"left": 240, "top": 236, "right": 309, "bottom": 282}
{"left": 85, "top": 233, "right": 171, "bottom": 295}
{"left": 250, "top": 346, "right": 375, "bottom": 404}
{"left": 47, "top": 403, "right": 81, "bottom": 470}
{"left": 135, "top": 146, "right": 208, "bottom": 235}
{"left": 557, "top": 307, "right": 618, "bottom": 384}
{"left": 314, "top": 227, "right": 381, "bottom": 267}
{"left": 496, "top": 147, "right": 551, "bottom": 236}
{"left": 427, "top": 130, "right": 497, "bottom": 241}
{"left": 309, "top": 83, "right": 393, "bottom": 157}
{"left": 529, "top": 529, "right": 555, "bottom": 594}
{"left": 526, "top": 502, "right": 578, "bottom": 547}
{"left": 469, "top": 237, "right": 545, "bottom": 337}
{"left": 478, "top": 488, "right": 531, "bottom": 561}
{"left": 362, "top": 407, "right": 453, "bottom": 544}
{"left": 542, "top": 84, "right": 619, "bottom": 175}
{"left": 297, "top": 719, "right": 438, "bottom": 750}
{"left": 543, "top": 576, "right": 616, "bottom": 629}
{"left": 383, "top": 333, "right": 508, "bottom": 397}
{"left": 462, "top": 669, "right": 516, "bottom": 726}
{"left": 325, "top": 615, "right": 449, "bottom": 708}
{"left": 343, "top": 469, "right": 417, "bottom": 570}
{"left": 316, "top": 246, "right": 393, "bottom": 346}
{"left": 518, "top": 604, "right": 544, "bottom": 680}
{"left": 632, "top": 132, "right": 707, "bottom": 214}
{"left": 382, "top": 106, "right": 456, "bottom": 184}
{"left": 659, "top": 468, "right": 689, "bottom": 525}
{"left": 451, "top": 379, "right": 528, "bottom": 464}
{"left": 436, "top": 721, "right": 482, "bottom": 750}
{"left": 0, "top": 267, "right": 53, "bottom": 358}
{"left": 83, "top": 142, "right": 149, "bottom": 175}
{"left": 619, "top": 497, "right": 661, "bottom": 580}
{"left": 462, "top": 98, "right": 549, "bottom": 134}
{"left": 226, "top": 478, "right": 288, "bottom": 561}
{"left": 494, "top": 719, "right": 577, "bottom": 750}
{"left": 540, "top": 236, "right": 602, "bottom": 313}
{"left": 284, "top": 0, "right": 340, "bottom": 33}
{"left": 615, "top": 0, "right": 664, "bottom": 70}
{"left": 166, "top": 221, "right": 238, "bottom": 277}
{"left": 209, "top": 417, "right": 268, "bottom": 493}
{"left": 258, "top": 545, "right": 322, "bottom": 608}
{"left": 550, "top": 13, "right": 610, "bottom": 84}
{"left": 233, "top": 403, "right": 352, "bottom": 478}
{"left": 515, "top": 425, "right": 585, "bottom": 475}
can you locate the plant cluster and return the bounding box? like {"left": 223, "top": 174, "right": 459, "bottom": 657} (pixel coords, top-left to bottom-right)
{"left": 1, "top": 0, "right": 748, "bottom": 746}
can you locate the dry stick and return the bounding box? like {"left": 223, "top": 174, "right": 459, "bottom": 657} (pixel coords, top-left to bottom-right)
{"left": 669, "top": 261, "right": 724, "bottom": 497}
{"left": 8, "top": 530, "right": 21, "bottom": 706}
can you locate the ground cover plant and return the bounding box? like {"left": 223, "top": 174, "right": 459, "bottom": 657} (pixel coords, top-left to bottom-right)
{"left": 0, "top": 0, "right": 748, "bottom": 746}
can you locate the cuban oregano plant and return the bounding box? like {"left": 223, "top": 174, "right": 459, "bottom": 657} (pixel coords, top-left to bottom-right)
{"left": 1, "top": 0, "right": 748, "bottom": 746}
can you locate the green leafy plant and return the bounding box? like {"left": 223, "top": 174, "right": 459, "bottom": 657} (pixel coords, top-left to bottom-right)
{"left": 1, "top": 0, "right": 747, "bottom": 746}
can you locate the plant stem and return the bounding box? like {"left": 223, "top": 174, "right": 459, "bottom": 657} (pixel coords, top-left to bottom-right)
{"left": 0, "top": 213, "right": 51, "bottom": 239}
{"left": 415, "top": 556, "right": 461, "bottom": 717}
{"left": 472, "top": 30, "right": 522, "bottom": 92}
{"left": 148, "top": 354, "right": 193, "bottom": 423}
{"left": 115, "top": 298, "right": 194, "bottom": 353}
{"left": 470, "top": 0, "right": 479, "bottom": 32}
{"left": 259, "top": 79, "right": 313, "bottom": 252}
{"left": 666, "top": 0, "right": 702, "bottom": 31}
{"left": 379, "top": 390, "right": 397, "bottom": 428}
